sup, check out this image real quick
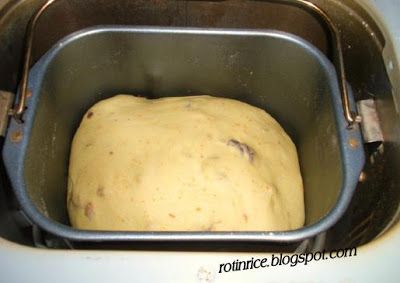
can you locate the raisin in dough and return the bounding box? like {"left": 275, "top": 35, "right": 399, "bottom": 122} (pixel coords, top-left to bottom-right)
{"left": 67, "top": 95, "right": 304, "bottom": 231}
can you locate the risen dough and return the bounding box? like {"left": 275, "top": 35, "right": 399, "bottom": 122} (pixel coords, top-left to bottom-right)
{"left": 67, "top": 95, "right": 304, "bottom": 231}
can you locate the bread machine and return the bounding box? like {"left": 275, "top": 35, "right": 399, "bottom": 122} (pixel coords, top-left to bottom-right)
{"left": 0, "top": 0, "right": 399, "bottom": 281}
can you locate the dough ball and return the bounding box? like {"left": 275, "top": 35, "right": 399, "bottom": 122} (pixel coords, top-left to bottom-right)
{"left": 67, "top": 95, "right": 304, "bottom": 231}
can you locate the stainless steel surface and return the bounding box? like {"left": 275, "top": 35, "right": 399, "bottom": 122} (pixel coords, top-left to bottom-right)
{"left": 11, "top": 0, "right": 361, "bottom": 126}
{"left": 0, "top": 0, "right": 398, "bottom": 250}
{"left": 2, "top": 26, "right": 364, "bottom": 242}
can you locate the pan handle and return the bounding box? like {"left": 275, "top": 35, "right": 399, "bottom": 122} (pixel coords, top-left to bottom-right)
{"left": 9, "top": 0, "right": 362, "bottom": 127}
{"left": 8, "top": 0, "right": 56, "bottom": 123}
{"left": 288, "top": 0, "right": 363, "bottom": 127}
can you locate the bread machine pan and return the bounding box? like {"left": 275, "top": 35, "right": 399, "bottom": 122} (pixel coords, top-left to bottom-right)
{"left": 2, "top": 26, "right": 365, "bottom": 242}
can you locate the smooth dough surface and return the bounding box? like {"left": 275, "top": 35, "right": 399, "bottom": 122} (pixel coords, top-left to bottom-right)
{"left": 67, "top": 95, "right": 304, "bottom": 231}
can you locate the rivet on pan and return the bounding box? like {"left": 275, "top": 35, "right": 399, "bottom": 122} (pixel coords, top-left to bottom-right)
{"left": 26, "top": 89, "right": 32, "bottom": 98}
{"left": 354, "top": 114, "right": 362, "bottom": 123}
{"left": 358, "top": 171, "right": 367, "bottom": 183}
{"left": 11, "top": 130, "right": 23, "bottom": 143}
{"left": 348, "top": 138, "right": 359, "bottom": 149}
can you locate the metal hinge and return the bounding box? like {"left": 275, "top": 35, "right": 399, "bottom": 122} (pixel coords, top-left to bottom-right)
{"left": 356, "top": 99, "right": 384, "bottom": 144}
{"left": 0, "top": 90, "right": 14, "bottom": 136}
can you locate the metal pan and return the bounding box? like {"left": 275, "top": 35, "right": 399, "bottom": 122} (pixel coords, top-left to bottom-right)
{"left": 2, "top": 26, "right": 365, "bottom": 242}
